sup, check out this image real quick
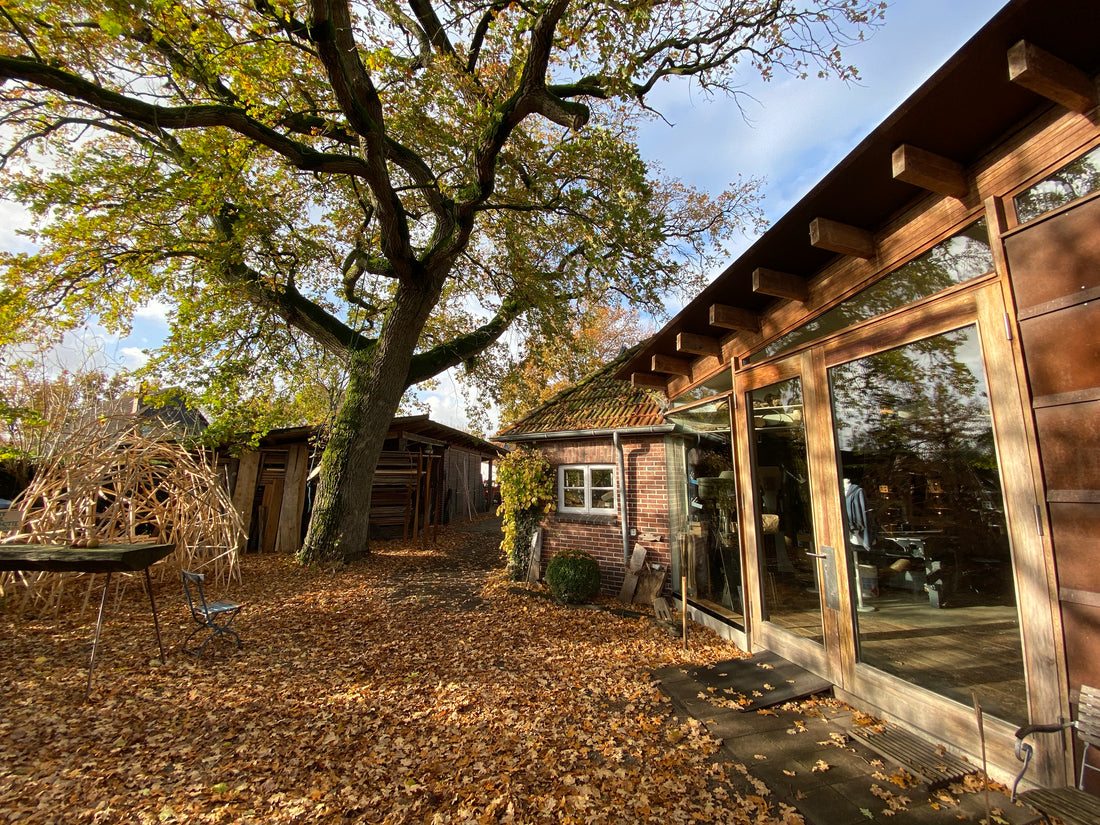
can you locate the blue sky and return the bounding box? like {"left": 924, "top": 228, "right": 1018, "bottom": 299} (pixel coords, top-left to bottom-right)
{"left": 7, "top": 0, "right": 1010, "bottom": 431}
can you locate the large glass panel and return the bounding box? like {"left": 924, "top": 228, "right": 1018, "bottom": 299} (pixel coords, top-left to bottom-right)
{"left": 1014, "top": 143, "right": 1100, "bottom": 224}
{"left": 670, "top": 369, "right": 734, "bottom": 409}
{"left": 667, "top": 397, "right": 744, "bottom": 626}
{"left": 829, "top": 326, "right": 1026, "bottom": 724}
{"left": 747, "top": 220, "right": 993, "bottom": 364}
{"left": 749, "top": 379, "right": 823, "bottom": 644}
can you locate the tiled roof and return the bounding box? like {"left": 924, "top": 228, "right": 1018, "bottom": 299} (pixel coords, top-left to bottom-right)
{"left": 495, "top": 345, "right": 667, "bottom": 438}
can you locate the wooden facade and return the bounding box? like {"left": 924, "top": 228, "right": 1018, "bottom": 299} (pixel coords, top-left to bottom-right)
{"left": 225, "top": 417, "right": 501, "bottom": 554}
{"left": 618, "top": 0, "right": 1099, "bottom": 790}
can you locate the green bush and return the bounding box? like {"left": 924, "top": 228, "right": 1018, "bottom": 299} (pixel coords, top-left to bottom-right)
{"left": 545, "top": 549, "right": 601, "bottom": 604}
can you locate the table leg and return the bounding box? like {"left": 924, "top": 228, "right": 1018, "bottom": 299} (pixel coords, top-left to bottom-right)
{"left": 144, "top": 567, "right": 165, "bottom": 661}
{"left": 85, "top": 571, "right": 112, "bottom": 702}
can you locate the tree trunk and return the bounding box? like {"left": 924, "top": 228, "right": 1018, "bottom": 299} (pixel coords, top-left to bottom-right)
{"left": 297, "top": 276, "right": 444, "bottom": 565}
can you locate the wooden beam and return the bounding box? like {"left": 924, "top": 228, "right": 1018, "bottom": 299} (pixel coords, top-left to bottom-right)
{"left": 709, "top": 303, "right": 761, "bottom": 333}
{"left": 631, "top": 372, "right": 668, "bottom": 390}
{"left": 891, "top": 144, "right": 969, "bottom": 198}
{"left": 752, "top": 267, "right": 809, "bottom": 302}
{"left": 1008, "top": 40, "right": 1098, "bottom": 114}
{"left": 809, "top": 217, "right": 875, "bottom": 259}
{"left": 676, "top": 331, "right": 721, "bottom": 357}
{"left": 651, "top": 354, "right": 693, "bottom": 376}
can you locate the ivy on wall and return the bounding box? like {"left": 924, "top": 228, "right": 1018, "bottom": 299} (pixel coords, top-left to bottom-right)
{"left": 496, "top": 446, "right": 554, "bottom": 581}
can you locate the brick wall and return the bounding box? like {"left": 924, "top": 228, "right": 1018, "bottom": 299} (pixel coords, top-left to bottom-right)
{"left": 530, "top": 435, "right": 672, "bottom": 597}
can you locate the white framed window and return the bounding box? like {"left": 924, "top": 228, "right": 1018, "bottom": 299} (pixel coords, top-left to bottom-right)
{"left": 558, "top": 465, "right": 617, "bottom": 515}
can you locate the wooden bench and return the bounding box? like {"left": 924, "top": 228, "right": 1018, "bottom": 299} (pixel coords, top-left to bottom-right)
{"left": 1012, "top": 685, "right": 1100, "bottom": 825}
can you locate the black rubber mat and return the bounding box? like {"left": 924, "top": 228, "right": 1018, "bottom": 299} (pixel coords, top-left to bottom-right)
{"left": 683, "top": 649, "right": 833, "bottom": 712}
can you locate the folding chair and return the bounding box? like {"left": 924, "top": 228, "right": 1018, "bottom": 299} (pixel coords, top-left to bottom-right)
{"left": 1011, "top": 685, "right": 1100, "bottom": 825}
{"left": 181, "top": 570, "right": 242, "bottom": 657}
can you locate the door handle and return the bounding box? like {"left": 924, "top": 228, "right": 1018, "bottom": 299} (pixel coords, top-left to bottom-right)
{"left": 805, "top": 552, "right": 826, "bottom": 559}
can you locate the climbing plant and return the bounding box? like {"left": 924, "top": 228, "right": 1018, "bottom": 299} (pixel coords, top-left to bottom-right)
{"left": 497, "top": 447, "right": 555, "bottom": 581}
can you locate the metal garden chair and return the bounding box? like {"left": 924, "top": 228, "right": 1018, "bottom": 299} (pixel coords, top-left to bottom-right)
{"left": 181, "top": 570, "right": 242, "bottom": 657}
{"left": 1012, "top": 684, "right": 1100, "bottom": 825}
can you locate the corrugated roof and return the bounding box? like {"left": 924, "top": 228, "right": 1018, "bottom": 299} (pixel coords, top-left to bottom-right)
{"left": 495, "top": 346, "right": 667, "bottom": 438}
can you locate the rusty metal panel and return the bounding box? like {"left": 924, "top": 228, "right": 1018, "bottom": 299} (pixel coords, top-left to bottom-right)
{"left": 1051, "top": 503, "right": 1100, "bottom": 591}
{"left": 1034, "top": 401, "right": 1100, "bottom": 492}
{"left": 1019, "top": 301, "right": 1100, "bottom": 400}
{"left": 1005, "top": 195, "right": 1100, "bottom": 311}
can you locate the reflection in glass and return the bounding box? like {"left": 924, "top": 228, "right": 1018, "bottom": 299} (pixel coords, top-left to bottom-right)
{"left": 668, "top": 397, "right": 744, "bottom": 627}
{"left": 748, "top": 220, "right": 993, "bottom": 364}
{"left": 670, "top": 370, "right": 734, "bottom": 409}
{"left": 1014, "top": 143, "right": 1100, "bottom": 223}
{"left": 829, "top": 326, "right": 1026, "bottom": 724}
{"left": 590, "top": 469, "right": 615, "bottom": 510}
{"left": 750, "top": 379, "right": 823, "bottom": 645}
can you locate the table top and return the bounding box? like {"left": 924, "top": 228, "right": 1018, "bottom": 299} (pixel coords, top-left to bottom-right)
{"left": 0, "top": 544, "right": 175, "bottom": 573}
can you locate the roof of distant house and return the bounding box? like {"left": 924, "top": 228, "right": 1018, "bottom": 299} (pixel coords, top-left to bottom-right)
{"left": 495, "top": 346, "right": 670, "bottom": 440}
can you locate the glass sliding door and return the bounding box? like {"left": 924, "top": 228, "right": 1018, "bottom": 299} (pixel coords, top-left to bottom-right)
{"left": 828, "top": 325, "right": 1026, "bottom": 724}
{"left": 668, "top": 396, "right": 744, "bottom": 627}
{"left": 748, "top": 377, "right": 824, "bottom": 646}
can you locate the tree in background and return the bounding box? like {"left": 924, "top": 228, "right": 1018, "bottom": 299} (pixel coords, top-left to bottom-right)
{"left": 0, "top": 0, "right": 884, "bottom": 564}
{"left": 490, "top": 302, "right": 655, "bottom": 427}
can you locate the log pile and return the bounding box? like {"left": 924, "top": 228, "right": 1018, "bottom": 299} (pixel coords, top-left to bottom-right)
{"left": 1, "top": 414, "right": 243, "bottom": 612}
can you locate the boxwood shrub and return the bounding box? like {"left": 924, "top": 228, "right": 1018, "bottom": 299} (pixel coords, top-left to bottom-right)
{"left": 545, "top": 549, "right": 601, "bottom": 604}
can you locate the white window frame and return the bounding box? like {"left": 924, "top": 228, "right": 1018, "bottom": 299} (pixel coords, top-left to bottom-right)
{"left": 557, "top": 464, "right": 617, "bottom": 515}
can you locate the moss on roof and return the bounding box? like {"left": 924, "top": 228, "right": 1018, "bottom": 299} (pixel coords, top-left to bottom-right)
{"left": 496, "top": 345, "right": 666, "bottom": 437}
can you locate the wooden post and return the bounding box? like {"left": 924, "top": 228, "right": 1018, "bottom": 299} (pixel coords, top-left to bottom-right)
{"left": 681, "top": 535, "right": 689, "bottom": 651}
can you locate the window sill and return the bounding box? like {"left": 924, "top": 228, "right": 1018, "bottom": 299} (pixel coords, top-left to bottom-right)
{"left": 552, "top": 512, "right": 620, "bottom": 526}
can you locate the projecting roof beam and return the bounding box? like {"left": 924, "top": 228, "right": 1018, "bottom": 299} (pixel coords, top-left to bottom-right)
{"left": 1008, "top": 40, "right": 1098, "bottom": 114}
{"left": 631, "top": 373, "right": 669, "bottom": 390}
{"left": 809, "top": 217, "right": 875, "bottom": 259}
{"left": 891, "top": 144, "right": 969, "bottom": 198}
{"left": 651, "top": 354, "right": 693, "bottom": 376}
{"left": 709, "top": 303, "right": 762, "bottom": 333}
{"left": 752, "top": 267, "right": 809, "bottom": 302}
{"left": 676, "top": 331, "right": 722, "bottom": 357}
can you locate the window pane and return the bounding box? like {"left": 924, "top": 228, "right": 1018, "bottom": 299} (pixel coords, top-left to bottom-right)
{"left": 747, "top": 220, "right": 993, "bottom": 364}
{"left": 750, "top": 378, "right": 823, "bottom": 645}
{"left": 563, "top": 489, "right": 584, "bottom": 508}
{"left": 591, "top": 468, "right": 613, "bottom": 488}
{"left": 591, "top": 490, "right": 615, "bottom": 509}
{"left": 829, "top": 326, "right": 1025, "bottom": 725}
{"left": 563, "top": 468, "right": 584, "bottom": 488}
{"left": 670, "top": 369, "right": 733, "bottom": 409}
{"left": 1014, "top": 144, "right": 1100, "bottom": 223}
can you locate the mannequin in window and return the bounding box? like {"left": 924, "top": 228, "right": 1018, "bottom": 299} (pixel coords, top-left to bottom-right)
{"left": 844, "top": 477, "right": 873, "bottom": 549}
{"left": 844, "top": 477, "right": 876, "bottom": 612}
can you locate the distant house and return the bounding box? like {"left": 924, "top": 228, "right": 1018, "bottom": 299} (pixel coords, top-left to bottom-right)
{"left": 225, "top": 416, "right": 502, "bottom": 554}
{"left": 495, "top": 348, "right": 696, "bottom": 598}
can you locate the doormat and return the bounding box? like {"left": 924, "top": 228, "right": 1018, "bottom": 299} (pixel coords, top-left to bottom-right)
{"left": 683, "top": 649, "right": 833, "bottom": 712}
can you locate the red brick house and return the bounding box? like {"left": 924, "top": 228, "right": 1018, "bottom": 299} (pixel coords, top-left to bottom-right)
{"left": 494, "top": 348, "right": 686, "bottom": 598}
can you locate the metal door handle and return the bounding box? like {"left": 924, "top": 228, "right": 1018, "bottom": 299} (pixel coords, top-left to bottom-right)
{"left": 805, "top": 552, "right": 826, "bottom": 559}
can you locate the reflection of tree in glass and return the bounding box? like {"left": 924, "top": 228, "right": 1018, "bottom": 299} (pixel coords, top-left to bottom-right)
{"left": 831, "top": 328, "right": 1008, "bottom": 562}
{"left": 1014, "top": 145, "right": 1100, "bottom": 223}
{"left": 754, "top": 221, "right": 993, "bottom": 363}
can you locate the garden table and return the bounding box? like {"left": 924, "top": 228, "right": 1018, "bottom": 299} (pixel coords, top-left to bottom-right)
{"left": 0, "top": 543, "right": 174, "bottom": 700}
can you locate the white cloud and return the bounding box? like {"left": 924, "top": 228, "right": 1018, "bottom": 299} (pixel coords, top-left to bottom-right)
{"left": 134, "top": 300, "right": 171, "bottom": 326}
{"left": 118, "top": 347, "right": 150, "bottom": 369}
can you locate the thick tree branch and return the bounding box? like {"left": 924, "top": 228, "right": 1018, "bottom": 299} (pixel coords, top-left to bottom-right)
{"left": 405, "top": 291, "right": 532, "bottom": 386}
{"left": 0, "top": 56, "right": 374, "bottom": 176}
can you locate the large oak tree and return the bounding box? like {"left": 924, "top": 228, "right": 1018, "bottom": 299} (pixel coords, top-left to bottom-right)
{"left": 0, "top": 0, "right": 883, "bottom": 564}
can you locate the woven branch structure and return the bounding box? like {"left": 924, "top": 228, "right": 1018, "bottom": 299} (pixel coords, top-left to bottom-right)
{"left": 1, "top": 414, "right": 243, "bottom": 612}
